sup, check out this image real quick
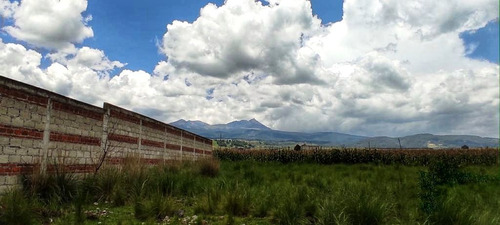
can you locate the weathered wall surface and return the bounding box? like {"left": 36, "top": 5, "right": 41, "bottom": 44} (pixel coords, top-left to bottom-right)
{"left": 0, "top": 76, "right": 212, "bottom": 191}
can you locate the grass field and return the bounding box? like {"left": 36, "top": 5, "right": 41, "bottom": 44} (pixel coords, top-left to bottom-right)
{"left": 1, "top": 149, "right": 499, "bottom": 225}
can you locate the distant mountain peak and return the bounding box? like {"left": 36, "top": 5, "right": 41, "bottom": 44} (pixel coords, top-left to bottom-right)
{"left": 170, "top": 119, "right": 209, "bottom": 129}
{"left": 171, "top": 118, "right": 270, "bottom": 130}
{"left": 169, "top": 119, "right": 498, "bottom": 147}
{"left": 226, "top": 118, "right": 271, "bottom": 130}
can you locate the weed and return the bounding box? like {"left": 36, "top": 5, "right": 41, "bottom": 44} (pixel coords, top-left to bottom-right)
{"left": 0, "top": 189, "right": 35, "bottom": 225}
{"left": 344, "top": 191, "right": 390, "bottom": 225}
{"left": 317, "top": 197, "right": 348, "bottom": 225}
{"left": 21, "top": 166, "right": 78, "bottom": 205}
{"left": 224, "top": 188, "right": 251, "bottom": 216}
{"left": 198, "top": 158, "right": 220, "bottom": 177}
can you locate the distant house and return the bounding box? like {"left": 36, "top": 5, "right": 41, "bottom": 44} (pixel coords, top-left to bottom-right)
{"left": 300, "top": 144, "right": 320, "bottom": 151}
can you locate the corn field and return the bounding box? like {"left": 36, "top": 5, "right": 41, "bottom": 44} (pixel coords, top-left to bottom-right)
{"left": 213, "top": 148, "right": 499, "bottom": 166}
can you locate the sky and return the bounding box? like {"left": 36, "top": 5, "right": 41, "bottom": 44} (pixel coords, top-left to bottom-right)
{"left": 0, "top": 0, "right": 498, "bottom": 138}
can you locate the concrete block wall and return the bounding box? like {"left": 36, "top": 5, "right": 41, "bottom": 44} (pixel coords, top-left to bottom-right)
{"left": 0, "top": 76, "right": 212, "bottom": 192}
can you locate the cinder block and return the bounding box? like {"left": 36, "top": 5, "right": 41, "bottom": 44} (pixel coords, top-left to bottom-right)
{"left": 7, "top": 107, "right": 19, "bottom": 117}
{"left": 0, "top": 137, "right": 9, "bottom": 145}
{"left": 78, "top": 157, "right": 86, "bottom": 164}
{"left": 3, "top": 98, "right": 16, "bottom": 107}
{"left": 20, "top": 109, "right": 31, "bottom": 120}
{"left": 9, "top": 138, "right": 22, "bottom": 147}
{"left": 34, "top": 122, "right": 45, "bottom": 131}
{"left": 14, "top": 102, "right": 28, "bottom": 110}
{"left": 0, "top": 106, "right": 8, "bottom": 114}
{"left": 37, "top": 105, "right": 46, "bottom": 115}
{"left": 26, "top": 148, "right": 40, "bottom": 156}
{"left": 20, "top": 155, "right": 33, "bottom": 163}
{"left": 4, "top": 176, "right": 18, "bottom": 185}
{"left": 68, "top": 150, "right": 78, "bottom": 158}
{"left": 63, "top": 120, "right": 72, "bottom": 127}
{"left": 8, "top": 155, "right": 21, "bottom": 163}
{"left": 0, "top": 114, "right": 11, "bottom": 124}
{"left": 0, "top": 155, "right": 9, "bottom": 163}
{"left": 60, "top": 113, "right": 68, "bottom": 120}
{"left": 27, "top": 104, "right": 37, "bottom": 110}
{"left": 2, "top": 146, "right": 17, "bottom": 155}
{"left": 31, "top": 113, "right": 42, "bottom": 122}
{"left": 21, "top": 139, "right": 34, "bottom": 147}
{"left": 55, "top": 125, "right": 66, "bottom": 133}
{"left": 23, "top": 120, "right": 35, "bottom": 128}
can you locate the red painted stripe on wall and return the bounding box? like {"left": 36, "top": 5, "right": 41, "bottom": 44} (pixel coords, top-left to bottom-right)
{"left": 142, "top": 158, "right": 163, "bottom": 164}
{"left": 0, "top": 124, "right": 43, "bottom": 139}
{"left": 49, "top": 132, "right": 101, "bottom": 146}
{"left": 0, "top": 157, "right": 187, "bottom": 175}
{"left": 52, "top": 101, "right": 103, "bottom": 121}
{"left": 195, "top": 149, "right": 204, "bottom": 154}
{"left": 165, "top": 143, "right": 181, "bottom": 151}
{"left": 110, "top": 110, "right": 140, "bottom": 124}
{"left": 166, "top": 127, "right": 182, "bottom": 136}
{"left": 0, "top": 86, "right": 48, "bottom": 106}
{"left": 141, "top": 139, "right": 164, "bottom": 148}
{"left": 108, "top": 133, "right": 139, "bottom": 144}
{"left": 183, "top": 133, "right": 195, "bottom": 140}
{"left": 142, "top": 120, "right": 165, "bottom": 132}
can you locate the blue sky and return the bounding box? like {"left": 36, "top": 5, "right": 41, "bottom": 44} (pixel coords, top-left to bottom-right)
{"left": 0, "top": 0, "right": 498, "bottom": 137}
{"left": 77, "top": 0, "right": 345, "bottom": 73}
{"left": 73, "top": 0, "right": 497, "bottom": 74}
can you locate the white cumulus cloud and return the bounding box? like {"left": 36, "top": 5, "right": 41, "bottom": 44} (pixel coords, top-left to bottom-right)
{"left": 3, "top": 0, "right": 93, "bottom": 50}
{"left": 160, "top": 0, "right": 322, "bottom": 84}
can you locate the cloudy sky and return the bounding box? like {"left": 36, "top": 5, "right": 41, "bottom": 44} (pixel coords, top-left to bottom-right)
{"left": 0, "top": 0, "right": 498, "bottom": 138}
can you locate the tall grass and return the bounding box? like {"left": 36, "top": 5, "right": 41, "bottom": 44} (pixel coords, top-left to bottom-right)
{"left": 0, "top": 189, "right": 35, "bottom": 225}
{"left": 419, "top": 160, "right": 500, "bottom": 224}
{"left": 1, "top": 155, "right": 498, "bottom": 224}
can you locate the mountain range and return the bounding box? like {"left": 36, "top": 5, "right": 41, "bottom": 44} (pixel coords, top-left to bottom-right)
{"left": 170, "top": 119, "right": 499, "bottom": 148}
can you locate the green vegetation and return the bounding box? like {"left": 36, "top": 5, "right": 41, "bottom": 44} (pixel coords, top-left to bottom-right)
{"left": 1, "top": 150, "right": 499, "bottom": 225}
{"left": 215, "top": 139, "right": 256, "bottom": 149}
{"left": 214, "top": 148, "right": 498, "bottom": 166}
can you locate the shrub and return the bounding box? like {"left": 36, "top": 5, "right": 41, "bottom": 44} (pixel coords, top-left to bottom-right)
{"left": 0, "top": 189, "right": 36, "bottom": 225}
{"left": 317, "top": 197, "right": 348, "bottom": 225}
{"left": 274, "top": 195, "right": 305, "bottom": 225}
{"left": 134, "top": 193, "right": 176, "bottom": 221}
{"left": 197, "top": 158, "right": 220, "bottom": 177}
{"left": 345, "top": 196, "right": 389, "bottom": 225}
{"left": 21, "top": 168, "right": 78, "bottom": 204}
{"left": 224, "top": 188, "right": 251, "bottom": 216}
{"left": 197, "top": 185, "right": 224, "bottom": 215}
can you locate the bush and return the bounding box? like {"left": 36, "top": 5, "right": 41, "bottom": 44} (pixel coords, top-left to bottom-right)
{"left": 223, "top": 186, "right": 251, "bottom": 216}
{"left": 134, "top": 193, "right": 176, "bottom": 221}
{"left": 317, "top": 197, "right": 348, "bottom": 225}
{"left": 21, "top": 168, "right": 78, "bottom": 204}
{"left": 274, "top": 194, "right": 305, "bottom": 225}
{"left": 0, "top": 189, "right": 36, "bottom": 225}
{"left": 198, "top": 158, "right": 220, "bottom": 177}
